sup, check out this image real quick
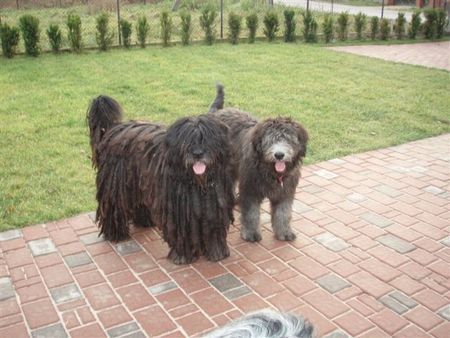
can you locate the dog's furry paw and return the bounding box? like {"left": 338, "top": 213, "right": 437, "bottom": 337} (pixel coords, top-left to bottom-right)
{"left": 206, "top": 245, "right": 230, "bottom": 262}
{"left": 241, "top": 230, "right": 262, "bottom": 242}
{"left": 275, "top": 231, "right": 297, "bottom": 241}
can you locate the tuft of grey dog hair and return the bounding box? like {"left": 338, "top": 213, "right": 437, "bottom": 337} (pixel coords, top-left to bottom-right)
{"left": 209, "top": 84, "right": 309, "bottom": 243}
{"left": 208, "top": 83, "right": 225, "bottom": 113}
{"left": 203, "top": 310, "right": 315, "bottom": 338}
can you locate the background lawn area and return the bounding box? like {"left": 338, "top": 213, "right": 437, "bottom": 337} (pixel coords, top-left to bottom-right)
{"left": 0, "top": 42, "right": 449, "bottom": 230}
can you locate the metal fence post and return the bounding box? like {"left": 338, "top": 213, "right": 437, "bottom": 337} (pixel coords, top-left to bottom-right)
{"left": 220, "top": 0, "right": 224, "bottom": 39}
{"left": 16, "top": 0, "right": 19, "bottom": 9}
{"left": 307, "top": 0, "right": 310, "bottom": 12}
{"left": 117, "top": 0, "right": 122, "bottom": 45}
{"left": 381, "top": 0, "right": 385, "bottom": 19}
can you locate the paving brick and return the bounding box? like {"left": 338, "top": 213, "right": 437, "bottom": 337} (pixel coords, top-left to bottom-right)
{"left": 177, "top": 311, "right": 214, "bottom": 336}
{"left": 70, "top": 323, "right": 106, "bottom": 338}
{"left": 348, "top": 271, "right": 392, "bottom": 299}
{"left": 157, "top": 289, "right": 190, "bottom": 310}
{"left": 50, "top": 283, "right": 81, "bottom": 304}
{"left": 242, "top": 271, "right": 284, "bottom": 298}
{"left": 333, "top": 311, "right": 374, "bottom": 337}
{"left": 329, "top": 260, "right": 360, "bottom": 278}
{"left": 209, "top": 273, "right": 242, "bottom": 292}
{"left": 428, "top": 260, "right": 450, "bottom": 279}
{"left": 0, "top": 298, "right": 21, "bottom": 318}
{"left": 75, "top": 269, "right": 105, "bottom": 288}
{"left": 193, "top": 260, "right": 228, "bottom": 279}
{"left": 117, "top": 283, "right": 155, "bottom": 311}
{"left": 169, "top": 303, "right": 200, "bottom": 319}
{"left": 31, "top": 323, "right": 67, "bottom": 338}
{"left": 98, "top": 306, "right": 133, "bottom": 329}
{"left": 431, "top": 322, "right": 450, "bottom": 338}
{"left": 114, "top": 240, "right": 142, "bottom": 256}
{"left": 389, "top": 291, "right": 418, "bottom": 309}
{"left": 390, "top": 275, "right": 425, "bottom": 296}
{"left": 41, "top": 264, "right": 73, "bottom": 288}
{"left": 413, "top": 289, "right": 448, "bottom": 311}
{"left": 233, "top": 293, "right": 270, "bottom": 313}
{"left": 94, "top": 251, "right": 127, "bottom": 275}
{"left": 370, "top": 309, "right": 409, "bottom": 335}
{"left": 359, "top": 258, "right": 402, "bottom": 282}
{"left": 360, "top": 212, "right": 394, "bottom": 228}
{"left": 123, "top": 251, "right": 156, "bottom": 273}
{"left": 223, "top": 285, "right": 252, "bottom": 300}
{"left": 191, "top": 288, "right": 233, "bottom": 316}
{"left": 107, "top": 322, "right": 140, "bottom": 337}
{"left": 79, "top": 232, "right": 105, "bottom": 245}
{"left": 0, "top": 237, "right": 26, "bottom": 252}
{"left": 135, "top": 305, "right": 176, "bottom": 337}
{"left": 438, "top": 305, "right": 450, "bottom": 321}
{"left": 148, "top": 281, "right": 177, "bottom": 295}
{"left": 407, "top": 248, "right": 438, "bottom": 265}
{"left": 107, "top": 270, "right": 138, "bottom": 288}
{"left": 379, "top": 295, "right": 409, "bottom": 314}
{"left": 28, "top": 238, "right": 57, "bottom": 256}
{"left": 267, "top": 290, "right": 303, "bottom": 311}
{"left": 62, "top": 311, "right": 80, "bottom": 330}
{"left": 393, "top": 324, "right": 429, "bottom": 338}
{"left": 258, "top": 258, "right": 290, "bottom": 276}
{"left": 235, "top": 243, "right": 272, "bottom": 263}
{"left": 377, "top": 234, "right": 416, "bottom": 254}
{"left": 0, "top": 230, "right": 22, "bottom": 241}
{"left": 283, "top": 275, "right": 316, "bottom": 296}
{"left": 368, "top": 245, "right": 409, "bottom": 267}
{"left": 5, "top": 248, "right": 34, "bottom": 268}
{"left": 289, "top": 255, "right": 329, "bottom": 280}
{"left": 22, "top": 298, "right": 59, "bottom": 329}
{"left": 64, "top": 251, "right": 92, "bottom": 268}
{"left": 84, "top": 284, "right": 120, "bottom": 310}
{"left": 314, "top": 233, "right": 350, "bottom": 252}
{"left": 16, "top": 281, "right": 48, "bottom": 304}
{"left": 76, "top": 306, "right": 95, "bottom": 324}
{"left": 399, "top": 261, "right": 431, "bottom": 280}
{"left": 316, "top": 274, "right": 350, "bottom": 294}
{"left": 0, "top": 277, "right": 15, "bottom": 301}
{"left": 303, "top": 289, "right": 350, "bottom": 319}
{"left": 404, "top": 306, "right": 444, "bottom": 332}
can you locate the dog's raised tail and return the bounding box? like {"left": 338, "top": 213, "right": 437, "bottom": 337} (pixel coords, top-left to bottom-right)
{"left": 208, "top": 83, "right": 224, "bottom": 113}
{"left": 87, "top": 95, "right": 123, "bottom": 167}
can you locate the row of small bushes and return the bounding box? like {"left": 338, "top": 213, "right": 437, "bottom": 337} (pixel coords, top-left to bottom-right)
{"left": 1, "top": 7, "right": 448, "bottom": 58}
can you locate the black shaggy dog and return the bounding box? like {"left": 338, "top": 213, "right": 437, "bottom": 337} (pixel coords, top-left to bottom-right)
{"left": 87, "top": 95, "right": 234, "bottom": 264}
{"left": 209, "top": 85, "right": 308, "bottom": 242}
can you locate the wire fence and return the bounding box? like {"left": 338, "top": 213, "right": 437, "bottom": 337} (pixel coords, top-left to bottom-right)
{"left": 0, "top": 0, "right": 444, "bottom": 53}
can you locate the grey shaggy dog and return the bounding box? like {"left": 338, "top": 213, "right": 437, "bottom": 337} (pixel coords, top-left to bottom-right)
{"left": 209, "top": 84, "right": 308, "bottom": 242}
{"left": 204, "top": 310, "right": 315, "bottom": 338}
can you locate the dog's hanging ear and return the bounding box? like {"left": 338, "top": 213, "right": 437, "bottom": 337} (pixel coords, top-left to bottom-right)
{"left": 295, "top": 122, "right": 309, "bottom": 158}
{"left": 251, "top": 121, "right": 266, "bottom": 155}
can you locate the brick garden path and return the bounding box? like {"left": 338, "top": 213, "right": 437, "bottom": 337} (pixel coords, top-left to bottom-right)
{"left": 328, "top": 41, "right": 450, "bottom": 71}
{"left": 1, "top": 134, "right": 449, "bottom": 337}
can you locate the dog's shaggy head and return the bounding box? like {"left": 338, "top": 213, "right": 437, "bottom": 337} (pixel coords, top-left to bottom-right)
{"left": 164, "top": 114, "right": 229, "bottom": 178}
{"left": 252, "top": 117, "right": 308, "bottom": 174}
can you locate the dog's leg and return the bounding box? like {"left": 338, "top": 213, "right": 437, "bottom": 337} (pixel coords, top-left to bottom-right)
{"left": 205, "top": 227, "right": 230, "bottom": 262}
{"left": 132, "top": 205, "right": 154, "bottom": 228}
{"left": 240, "top": 197, "right": 262, "bottom": 242}
{"left": 270, "top": 197, "right": 296, "bottom": 241}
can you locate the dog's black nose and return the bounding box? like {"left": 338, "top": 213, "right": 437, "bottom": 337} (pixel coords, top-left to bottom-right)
{"left": 275, "top": 152, "right": 285, "bottom": 160}
{"left": 193, "top": 149, "right": 204, "bottom": 158}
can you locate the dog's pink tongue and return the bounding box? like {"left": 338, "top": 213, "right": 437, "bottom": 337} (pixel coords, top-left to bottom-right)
{"left": 275, "top": 161, "right": 286, "bottom": 173}
{"left": 193, "top": 161, "right": 206, "bottom": 175}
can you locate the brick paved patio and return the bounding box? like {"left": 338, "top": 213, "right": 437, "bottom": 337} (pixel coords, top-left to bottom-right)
{"left": 1, "top": 134, "right": 449, "bottom": 337}
{"left": 328, "top": 41, "right": 450, "bottom": 71}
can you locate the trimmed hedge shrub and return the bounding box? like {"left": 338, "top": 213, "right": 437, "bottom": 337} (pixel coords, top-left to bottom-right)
{"left": 228, "top": 12, "right": 242, "bottom": 45}
{"left": 119, "top": 19, "right": 132, "bottom": 48}
{"left": 408, "top": 10, "right": 421, "bottom": 39}
{"left": 160, "top": 11, "right": 172, "bottom": 47}
{"left": 302, "top": 10, "right": 317, "bottom": 43}
{"left": 322, "top": 14, "right": 334, "bottom": 43}
{"left": 47, "top": 24, "right": 62, "bottom": 53}
{"left": 370, "top": 16, "right": 379, "bottom": 40}
{"left": 1, "top": 23, "right": 20, "bottom": 58}
{"left": 67, "top": 14, "right": 82, "bottom": 52}
{"left": 354, "top": 12, "right": 367, "bottom": 40}
{"left": 263, "top": 11, "right": 279, "bottom": 42}
{"left": 394, "top": 12, "right": 406, "bottom": 39}
{"left": 380, "top": 18, "right": 390, "bottom": 40}
{"left": 337, "top": 12, "right": 349, "bottom": 41}
{"left": 423, "top": 8, "right": 437, "bottom": 39}
{"left": 436, "top": 9, "right": 448, "bottom": 39}
{"left": 19, "top": 15, "right": 40, "bottom": 56}
{"left": 95, "top": 12, "right": 114, "bottom": 51}
{"left": 246, "top": 13, "right": 258, "bottom": 43}
{"left": 136, "top": 16, "right": 150, "bottom": 48}
{"left": 180, "top": 11, "right": 192, "bottom": 45}
{"left": 199, "top": 6, "right": 217, "bottom": 45}
{"left": 283, "top": 9, "right": 296, "bottom": 42}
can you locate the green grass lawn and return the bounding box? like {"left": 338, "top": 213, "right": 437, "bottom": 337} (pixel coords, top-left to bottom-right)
{"left": 1, "top": 42, "right": 449, "bottom": 231}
